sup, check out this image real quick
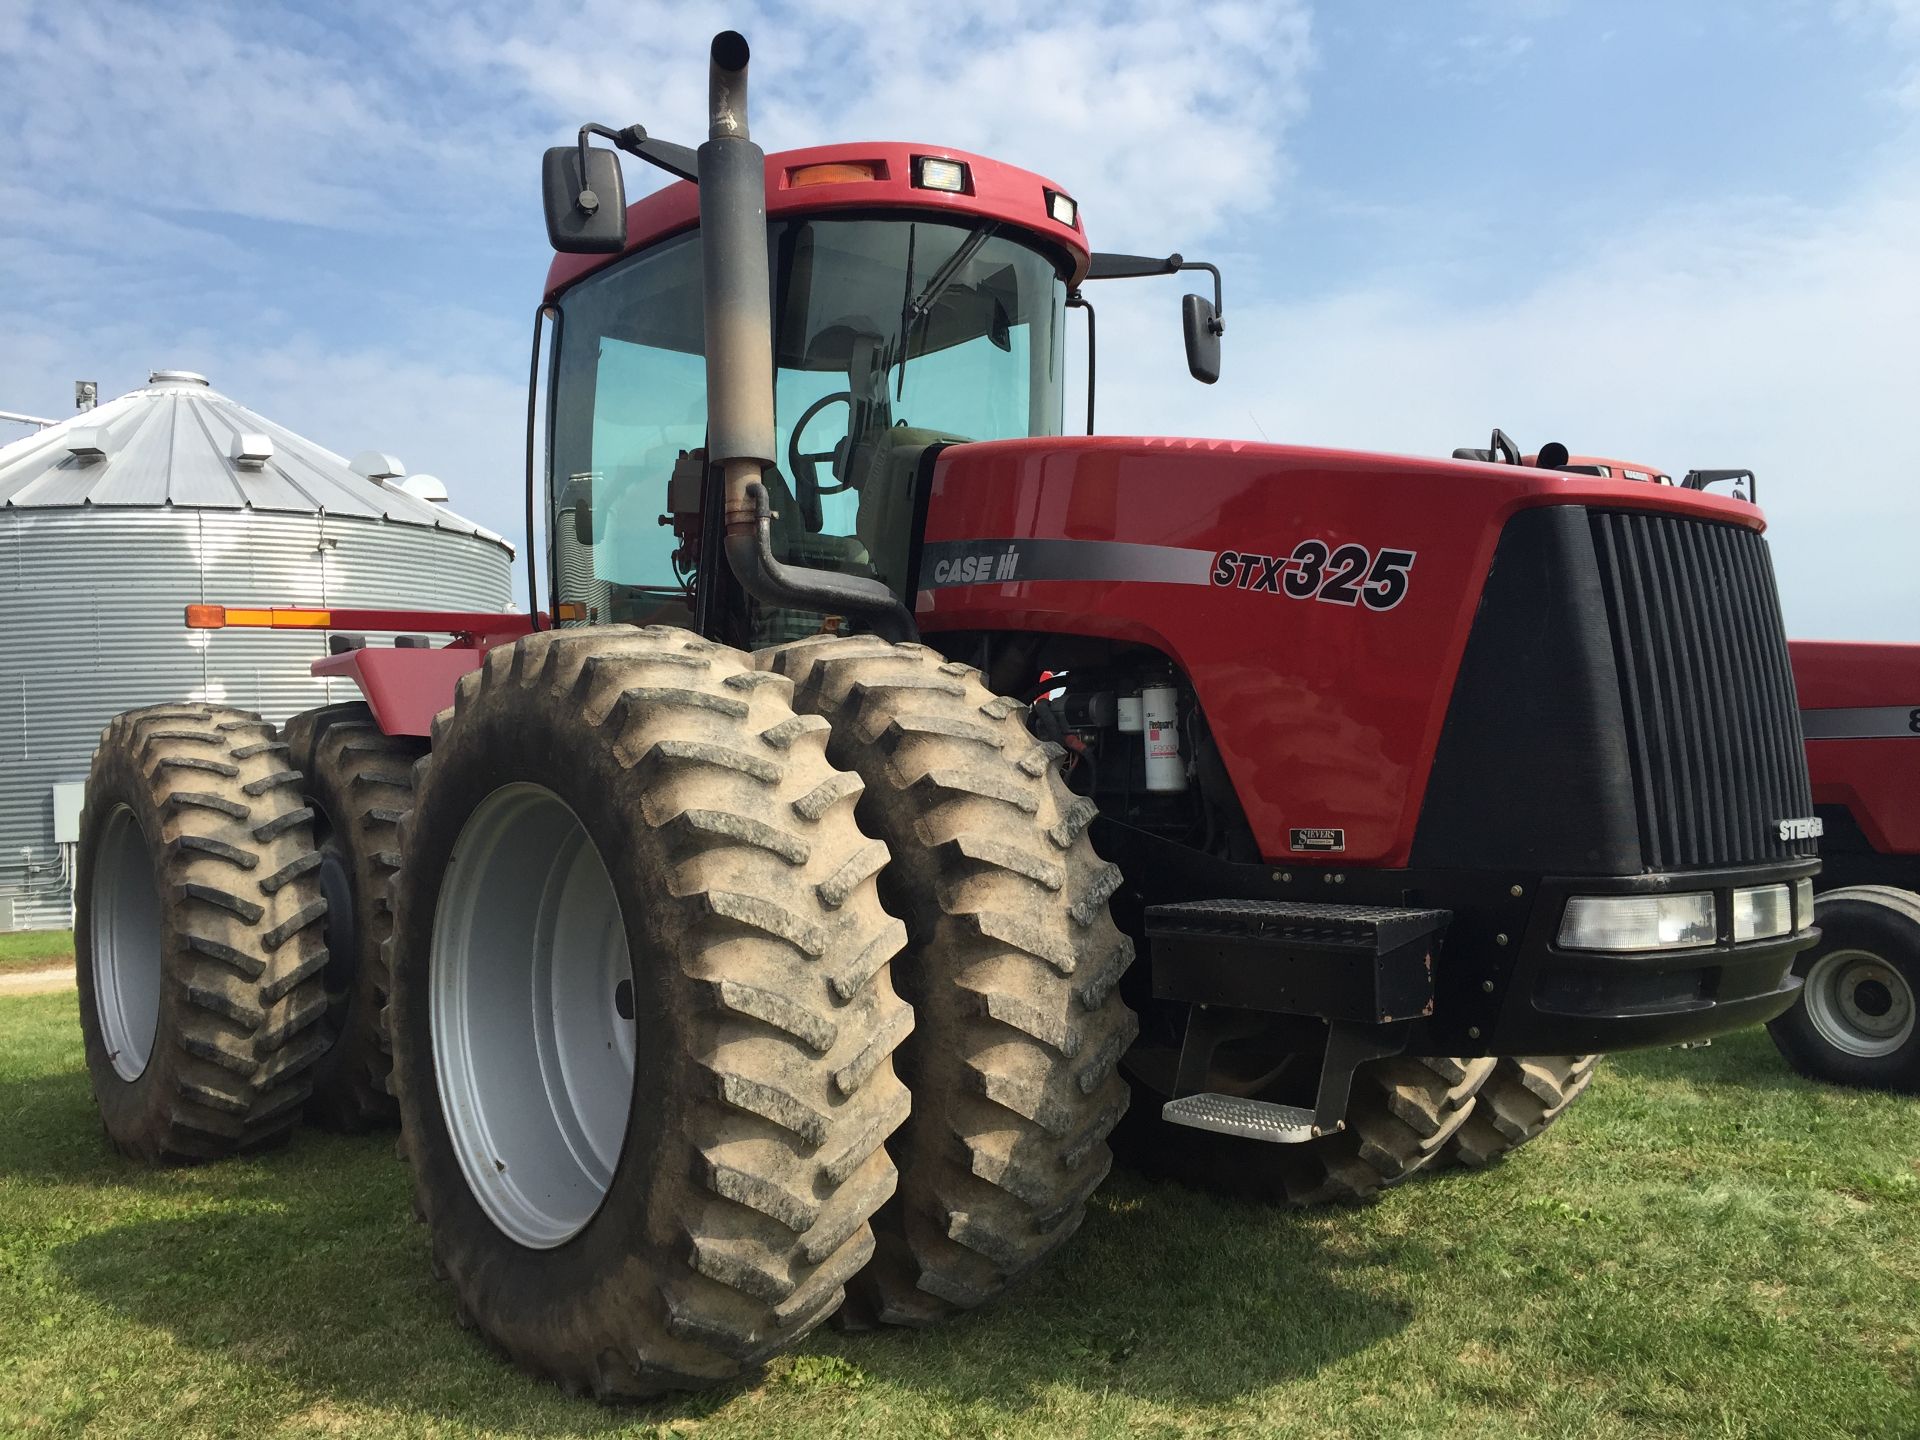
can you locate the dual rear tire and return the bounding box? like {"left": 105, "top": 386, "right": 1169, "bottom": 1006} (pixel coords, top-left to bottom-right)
{"left": 75, "top": 705, "right": 332, "bottom": 1163}
{"left": 282, "top": 704, "right": 423, "bottom": 1131}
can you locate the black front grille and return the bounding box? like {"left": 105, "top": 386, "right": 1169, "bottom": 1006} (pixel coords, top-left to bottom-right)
{"left": 1589, "top": 511, "right": 1815, "bottom": 870}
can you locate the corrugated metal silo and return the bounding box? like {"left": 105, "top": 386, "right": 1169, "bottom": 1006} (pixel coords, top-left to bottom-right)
{"left": 0, "top": 370, "right": 515, "bottom": 929}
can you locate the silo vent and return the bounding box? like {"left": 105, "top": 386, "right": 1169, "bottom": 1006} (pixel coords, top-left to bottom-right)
{"left": 66, "top": 427, "right": 112, "bottom": 464}
{"left": 400, "top": 473, "right": 450, "bottom": 503}
{"left": 350, "top": 450, "right": 407, "bottom": 482}
{"left": 230, "top": 432, "right": 274, "bottom": 470}
{"left": 148, "top": 369, "right": 210, "bottom": 387}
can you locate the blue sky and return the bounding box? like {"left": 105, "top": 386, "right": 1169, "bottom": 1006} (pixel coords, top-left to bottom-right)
{"left": 3, "top": 0, "right": 1915, "bottom": 634}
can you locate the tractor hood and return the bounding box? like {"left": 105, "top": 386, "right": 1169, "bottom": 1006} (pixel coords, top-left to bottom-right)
{"left": 912, "top": 435, "right": 1790, "bottom": 871}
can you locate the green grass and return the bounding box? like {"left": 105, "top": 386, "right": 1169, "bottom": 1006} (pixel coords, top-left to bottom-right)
{"left": 3, "top": 992, "right": 1916, "bottom": 1440}
{"left": 0, "top": 930, "right": 73, "bottom": 973}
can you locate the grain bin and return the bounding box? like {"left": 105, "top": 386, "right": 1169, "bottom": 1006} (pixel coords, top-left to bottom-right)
{"left": 0, "top": 370, "right": 514, "bottom": 929}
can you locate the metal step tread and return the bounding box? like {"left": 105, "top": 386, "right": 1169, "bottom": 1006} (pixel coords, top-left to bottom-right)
{"left": 1147, "top": 897, "right": 1449, "bottom": 952}
{"left": 1161, "top": 1091, "right": 1339, "bottom": 1144}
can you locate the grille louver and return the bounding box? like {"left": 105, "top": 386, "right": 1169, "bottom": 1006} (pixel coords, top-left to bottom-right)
{"left": 1589, "top": 511, "right": 1816, "bottom": 870}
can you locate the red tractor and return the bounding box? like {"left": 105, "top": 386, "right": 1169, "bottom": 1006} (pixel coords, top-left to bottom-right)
{"left": 1776, "top": 641, "right": 1920, "bottom": 1089}
{"left": 72, "top": 34, "right": 1821, "bottom": 1397}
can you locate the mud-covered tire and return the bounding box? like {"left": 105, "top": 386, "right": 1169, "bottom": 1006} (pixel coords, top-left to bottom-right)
{"left": 763, "top": 636, "right": 1138, "bottom": 1326}
{"left": 283, "top": 703, "right": 423, "bottom": 1131}
{"left": 388, "top": 626, "right": 913, "bottom": 1398}
{"left": 74, "top": 704, "right": 332, "bottom": 1164}
{"left": 1445, "top": 1055, "right": 1601, "bottom": 1167}
{"left": 1115, "top": 1055, "right": 1495, "bottom": 1206}
{"left": 1767, "top": 886, "right": 1920, "bottom": 1091}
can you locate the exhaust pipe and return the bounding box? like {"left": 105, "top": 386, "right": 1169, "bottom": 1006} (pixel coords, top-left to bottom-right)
{"left": 699, "top": 31, "right": 914, "bottom": 642}
{"left": 699, "top": 31, "right": 776, "bottom": 542}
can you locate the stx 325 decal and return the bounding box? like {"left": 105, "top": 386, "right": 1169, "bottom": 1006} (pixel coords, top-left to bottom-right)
{"left": 1211, "top": 542, "right": 1417, "bottom": 611}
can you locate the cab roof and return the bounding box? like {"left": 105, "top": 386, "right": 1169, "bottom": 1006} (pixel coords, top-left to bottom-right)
{"left": 543, "top": 141, "right": 1092, "bottom": 301}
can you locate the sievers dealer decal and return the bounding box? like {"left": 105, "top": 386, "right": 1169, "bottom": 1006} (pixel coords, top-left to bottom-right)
{"left": 1289, "top": 827, "right": 1346, "bottom": 853}
{"left": 1212, "top": 541, "right": 1416, "bottom": 611}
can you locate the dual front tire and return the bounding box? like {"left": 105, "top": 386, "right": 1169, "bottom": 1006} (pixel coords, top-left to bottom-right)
{"left": 386, "top": 627, "right": 918, "bottom": 1396}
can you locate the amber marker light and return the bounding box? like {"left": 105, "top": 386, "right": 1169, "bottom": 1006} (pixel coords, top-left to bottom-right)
{"left": 554, "top": 602, "right": 588, "bottom": 622}
{"left": 788, "top": 161, "right": 881, "bottom": 187}
{"left": 185, "top": 605, "right": 332, "bottom": 630}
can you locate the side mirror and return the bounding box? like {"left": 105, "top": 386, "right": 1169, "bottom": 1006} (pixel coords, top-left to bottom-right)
{"left": 542, "top": 145, "right": 627, "bottom": 254}
{"left": 1182, "top": 294, "right": 1221, "bottom": 384}
{"left": 559, "top": 475, "right": 594, "bottom": 545}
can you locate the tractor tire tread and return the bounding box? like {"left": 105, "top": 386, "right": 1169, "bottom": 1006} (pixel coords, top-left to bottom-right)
{"left": 763, "top": 636, "right": 1136, "bottom": 1327}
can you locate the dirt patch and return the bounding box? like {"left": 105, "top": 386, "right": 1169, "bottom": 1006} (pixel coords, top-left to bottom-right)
{"left": 0, "top": 966, "right": 75, "bottom": 996}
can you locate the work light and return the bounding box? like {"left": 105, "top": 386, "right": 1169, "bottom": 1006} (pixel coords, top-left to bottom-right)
{"left": 915, "top": 157, "right": 969, "bottom": 192}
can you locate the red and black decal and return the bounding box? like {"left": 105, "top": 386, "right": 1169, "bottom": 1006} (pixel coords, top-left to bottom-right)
{"left": 1211, "top": 542, "right": 1416, "bottom": 611}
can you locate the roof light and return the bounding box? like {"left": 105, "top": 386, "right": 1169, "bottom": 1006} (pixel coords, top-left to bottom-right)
{"left": 230, "top": 432, "right": 274, "bottom": 470}
{"left": 789, "top": 161, "right": 881, "bottom": 187}
{"left": 1045, "top": 189, "right": 1078, "bottom": 227}
{"left": 66, "top": 427, "right": 111, "bottom": 464}
{"left": 914, "top": 157, "right": 969, "bottom": 193}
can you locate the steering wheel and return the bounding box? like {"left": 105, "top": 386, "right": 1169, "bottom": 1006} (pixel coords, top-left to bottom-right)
{"left": 787, "top": 391, "right": 857, "bottom": 532}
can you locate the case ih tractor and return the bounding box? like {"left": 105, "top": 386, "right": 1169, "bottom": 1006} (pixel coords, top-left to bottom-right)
{"left": 72, "top": 34, "right": 1822, "bottom": 1398}
{"left": 1772, "top": 641, "right": 1920, "bottom": 1089}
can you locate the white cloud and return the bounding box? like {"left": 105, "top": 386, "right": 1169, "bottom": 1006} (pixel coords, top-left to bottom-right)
{"left": 430, "top": 0, "right": 1314, "bottom": 249}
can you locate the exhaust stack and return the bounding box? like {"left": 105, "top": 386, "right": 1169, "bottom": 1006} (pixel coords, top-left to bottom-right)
{"left": 698, "top": 31, "right": 777, "bottom": 541}
{"left": 699, "top": 31, "right": 914, "bottom": 641}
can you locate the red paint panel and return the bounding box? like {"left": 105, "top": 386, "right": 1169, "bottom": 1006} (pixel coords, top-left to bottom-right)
{"left": 311, "top": 648, "right": 484, "bottom": 738}
{"left": 1802, "top": 739, "right": 1920, "bottom": 855}
{"left": 1791, "top": 639, "right": 1920, "bottom": 856}
{"left": 917, "top": 437, "right": 1767, "bottom": 867}
{"left": 1789, "top": 639, "right": 1920, "bottom": 710}
{"left": 545, "top": 142, "right": 1091, "bottom": 300}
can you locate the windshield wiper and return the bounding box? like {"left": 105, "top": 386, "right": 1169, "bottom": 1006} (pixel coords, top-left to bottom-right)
{"left": 895, "top": 222, "right": 996, "bottom": 399}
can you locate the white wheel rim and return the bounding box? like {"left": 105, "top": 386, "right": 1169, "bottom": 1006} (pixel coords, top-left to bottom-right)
{"left": 1804, "top": 947, "right": 1916, "bottom": 1059}
{"left": 430, "top": 783, "right": 637, "bottom": 1248}
{"left": 91, "top": 804, "right": 163, "bottom": 1081}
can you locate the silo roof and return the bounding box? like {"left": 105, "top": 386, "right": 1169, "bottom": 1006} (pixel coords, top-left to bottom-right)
{"left": 0, "top": 371, "right": 512, "bottom": 553}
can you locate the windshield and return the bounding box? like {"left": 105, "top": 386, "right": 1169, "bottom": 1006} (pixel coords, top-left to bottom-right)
{"left": 547, "top": 215, "right": 1067, "bottom": 636}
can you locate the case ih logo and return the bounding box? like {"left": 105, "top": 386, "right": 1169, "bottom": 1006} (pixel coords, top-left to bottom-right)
{"left": 1777, "top": 816, "right": 1824, "bottom": 842}
{"left": 1212, "top": 541, "right": 1415, "bottom": 611}
{"left": 930, "top": 545, "right": 1021, "bottom": 586}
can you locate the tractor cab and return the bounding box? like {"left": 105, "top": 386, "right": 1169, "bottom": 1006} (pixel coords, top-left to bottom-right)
{"left": 545, "top": 201, "right": 1069, "bottom": 640}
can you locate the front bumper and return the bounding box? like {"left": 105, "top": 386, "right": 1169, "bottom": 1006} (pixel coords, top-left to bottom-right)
{"left": 1484, "top": 859, "right": 1820, "bottom": 1053}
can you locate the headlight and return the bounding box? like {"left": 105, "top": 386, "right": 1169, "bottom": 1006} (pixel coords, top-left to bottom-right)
{"left": 1558, "top": 893, "right": 1716, "bottom": 952}
{"left": 1793, "top": 877, "right": 1815, "bottom": 930}
{"left": 1732, "top": 884, "right": 1792, "bottom": 942}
